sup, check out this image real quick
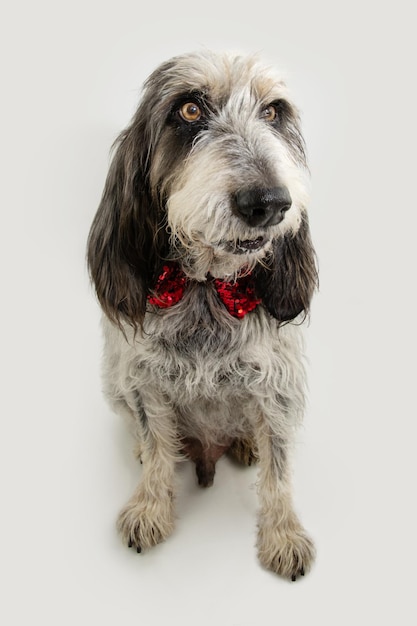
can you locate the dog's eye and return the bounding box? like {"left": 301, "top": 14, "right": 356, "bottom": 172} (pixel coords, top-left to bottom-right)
{"left": 179, "top": 102, "right": 202, "bottom": 122}
{"left": 260, "top": 104, "right": 277, "bottom": 122}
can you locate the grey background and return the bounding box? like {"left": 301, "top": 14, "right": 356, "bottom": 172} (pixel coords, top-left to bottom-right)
{"left": 1, "top": 0, "right": 416, "bottom": 624}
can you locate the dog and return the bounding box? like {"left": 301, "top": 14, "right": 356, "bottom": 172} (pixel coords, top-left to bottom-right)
{"left": 87, "top": 50, "right": 318, "bottom": 581}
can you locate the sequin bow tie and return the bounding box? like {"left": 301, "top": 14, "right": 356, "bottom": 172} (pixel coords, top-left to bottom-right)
{"left": 148, "top": 261, "right": 261, "bottom": 319}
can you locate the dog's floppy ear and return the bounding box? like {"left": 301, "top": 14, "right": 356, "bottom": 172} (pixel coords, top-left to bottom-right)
{"left": 87, "top": 120, "right": 168, "bottom": 331}
{"left": 254, "top": 215, "right": 318, "bottom": 323}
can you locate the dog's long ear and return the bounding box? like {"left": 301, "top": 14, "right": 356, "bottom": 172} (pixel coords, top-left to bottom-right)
{"left": 87, "top": 120, "right": 168, "bottom": 331}
{"left": 254, "top": 215, "right": 318, "bottom": 323}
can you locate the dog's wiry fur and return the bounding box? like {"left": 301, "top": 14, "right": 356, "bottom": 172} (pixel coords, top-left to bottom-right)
{"left": 87, "top": 50, "right": 318, "bottom": 580}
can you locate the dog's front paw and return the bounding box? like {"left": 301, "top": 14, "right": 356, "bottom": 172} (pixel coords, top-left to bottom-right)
{"left": 257, "top": 519, "right": 315, "bottom": 581}
{"left": 117, "top": 490, "right": 174, "bottom": 553}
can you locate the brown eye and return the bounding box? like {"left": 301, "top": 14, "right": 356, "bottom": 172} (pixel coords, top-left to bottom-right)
{"left": 179, "top": 102, "right": 202, "bottom": 122}
{"left": 260, "top": 104, "right": 277, "bottom": 122}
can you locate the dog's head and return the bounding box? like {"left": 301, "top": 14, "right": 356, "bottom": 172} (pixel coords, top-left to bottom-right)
{"left": 87, "top": 51, "right": 317, "bottom": 329}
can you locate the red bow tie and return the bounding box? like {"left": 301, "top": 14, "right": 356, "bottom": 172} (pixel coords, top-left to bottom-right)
{"left": 148, "top": 262, "right": 261, "bottom": 319}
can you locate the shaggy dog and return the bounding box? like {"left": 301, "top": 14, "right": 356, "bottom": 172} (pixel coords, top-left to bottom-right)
{"left": 87, "top": 50, "right": 318, "bottom": 580}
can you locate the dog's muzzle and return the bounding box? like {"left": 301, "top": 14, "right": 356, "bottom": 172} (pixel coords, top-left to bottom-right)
{"left": 233, "top": 186, "right": 292, "bottom": 228}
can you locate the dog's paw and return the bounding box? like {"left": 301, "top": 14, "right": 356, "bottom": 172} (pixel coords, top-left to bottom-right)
{"left": 257, "top": 520, "right": 315, "bottom": 581}
{"left": 228, "top": 437, "right": 259, "bottom": 466}
{"left": 117, "top": 491, "right": 174, "bottom": 552}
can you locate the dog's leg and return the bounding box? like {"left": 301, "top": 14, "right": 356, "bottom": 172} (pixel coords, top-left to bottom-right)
{"left": 228, "top": 435, "right": 259, "bottom": 466}
{"left": 254, "top": 412, "right": 315, "bottom": 580}
{"left": 117, "top": 390, "right": 179, "bottom": 552}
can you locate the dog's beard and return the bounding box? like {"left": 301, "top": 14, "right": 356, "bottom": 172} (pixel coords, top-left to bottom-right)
{"left": 168, "top": 227, "right": 275, "bottom": 281}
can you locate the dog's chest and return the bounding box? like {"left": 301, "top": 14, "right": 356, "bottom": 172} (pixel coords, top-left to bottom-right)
{"left": 104, "top": 310, "right": 303, "bottom": 440}
{"left": 148, "top": 323, "right": 254, "bottom": 394}
{"left": 140, "top": 306, "right": 291, "bottom": 404}
{"left": 144, "top": 321, "right": 261, "bottom": 438}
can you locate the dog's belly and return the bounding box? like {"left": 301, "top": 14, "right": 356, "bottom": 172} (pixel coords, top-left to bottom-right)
{"left": 174, "top": 392, "right": 253, "bottom": 444}
{"left": 171, "top": 371, "right": 253, "bottom": 486}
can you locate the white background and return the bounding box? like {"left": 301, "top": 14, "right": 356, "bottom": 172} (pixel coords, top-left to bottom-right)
{"left": 1, "top": 1, "right": 416, "bottom": 624}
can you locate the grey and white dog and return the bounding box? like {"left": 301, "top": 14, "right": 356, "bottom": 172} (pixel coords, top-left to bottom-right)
{"left": 87, "top": 50, "right": 318, "bottom": 580}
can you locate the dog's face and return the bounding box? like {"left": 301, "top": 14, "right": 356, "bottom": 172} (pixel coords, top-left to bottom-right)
{"left": 140, "top": 52, "right": 309, "bottom": 278}
{"left": 87, "top": 51, "right": 317, "bottom": 327}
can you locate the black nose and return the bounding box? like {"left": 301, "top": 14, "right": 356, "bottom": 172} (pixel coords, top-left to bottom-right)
{"left": 234, "top": 186, "right": 292, "bottom": 227}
